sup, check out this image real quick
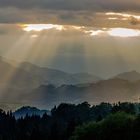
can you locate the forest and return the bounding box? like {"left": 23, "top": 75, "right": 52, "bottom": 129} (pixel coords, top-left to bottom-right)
{"left": 0, "top": 102, "right": 140, "bottom": 140}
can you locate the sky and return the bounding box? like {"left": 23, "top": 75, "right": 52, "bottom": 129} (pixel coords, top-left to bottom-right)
{"left": 0, "top": 0, "right": 140, "bottom": 78}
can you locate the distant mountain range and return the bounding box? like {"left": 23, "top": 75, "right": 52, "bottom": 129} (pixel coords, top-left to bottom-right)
{"left": 23, "top": 79, "right": 140, "bottom": 108}
{"left": 0, "top": 57, "right": 102, "bottom": 108}
{"left": 18, "top": 61, "right": 102, "bottom": 85}
{"left": 0, "top": 56, "right": 140, "bottom": 109}
{"left": 0, "top": 56, "right": 101, "bottom": 86}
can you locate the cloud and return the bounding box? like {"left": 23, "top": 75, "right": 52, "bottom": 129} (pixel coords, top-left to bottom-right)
{"left": 0, "top": 0, "right": 140, "bottom": 11}
{"left": 0, "top": 0, "right": 139, "bottom": 29}
{"left": 130, "top": 17, "right": 140, "bottom": 25}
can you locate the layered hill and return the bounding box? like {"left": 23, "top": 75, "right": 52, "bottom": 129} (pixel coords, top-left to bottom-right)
{"left": 1, "top": 57, "right": 140, "bottom": 109}
{"left": 23, "top": 79, "right": 140, "bottom": 108}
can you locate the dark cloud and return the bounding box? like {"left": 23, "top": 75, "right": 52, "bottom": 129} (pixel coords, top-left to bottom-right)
{"left": 0, "top": 0, "right": 139, "bottom": 27}
{"left": 0, "top": 0, "right": 140, "bottom": 12}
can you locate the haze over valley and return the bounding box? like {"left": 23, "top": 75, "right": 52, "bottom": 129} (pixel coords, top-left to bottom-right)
{"left": 0, "top": 57, "right": 140, "bottom": 110}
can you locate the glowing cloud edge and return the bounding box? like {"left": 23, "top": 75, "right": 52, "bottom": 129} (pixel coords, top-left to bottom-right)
{"left": 19, "top": 24, "right": 140, "bottom": 38}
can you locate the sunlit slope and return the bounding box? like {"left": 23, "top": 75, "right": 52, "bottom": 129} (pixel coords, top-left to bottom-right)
{"left": 0, "top": 57, "right": 42, "bottom": 88}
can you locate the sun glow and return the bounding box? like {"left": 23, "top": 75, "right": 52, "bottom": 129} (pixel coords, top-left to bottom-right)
{"left": 20, "top": 24, "right": 140, "bottom": 38}
{"left": 86, "top": 28, "right": 140, "bottom": 37}
{"left": 21, "top": 24, "right": 65, "bottom": 32}
{"left": 106, "top": 12, "right": 140, "bottom": 20}
{"left": 108, "top": 17, "right": 118, "bottom": 20}
{"left": 86, "top": 30, "right": 105, "bottom": 36}
{"left": 108, "top": 28, "right": 140, "bottom": 37}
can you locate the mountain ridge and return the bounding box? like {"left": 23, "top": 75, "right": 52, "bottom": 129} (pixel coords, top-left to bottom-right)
{"left": 113, "top": 70, "right": 140, "bottom": 81}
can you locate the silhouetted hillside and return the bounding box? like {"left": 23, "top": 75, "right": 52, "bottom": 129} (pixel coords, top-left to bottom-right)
{"left": 13, "top": 106, "right": 50, "bottom": 119}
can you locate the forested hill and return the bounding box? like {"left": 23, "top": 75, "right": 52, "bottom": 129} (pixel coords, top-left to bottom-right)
{"left": 0, "top": 102, "right": 140, "bottom": 140}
